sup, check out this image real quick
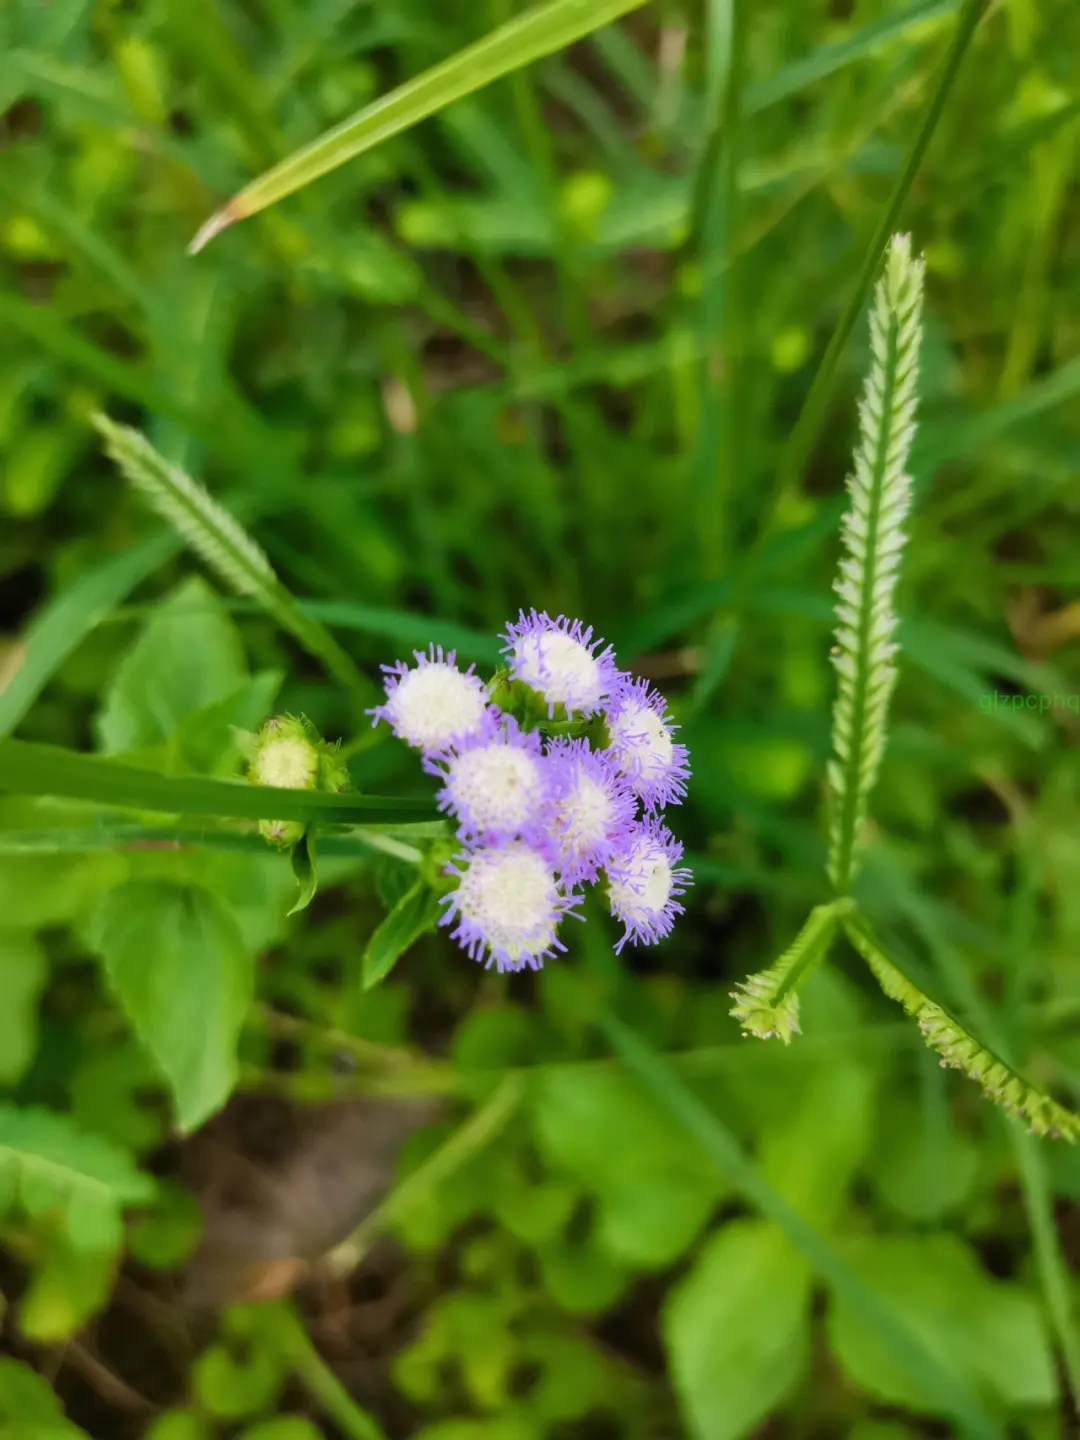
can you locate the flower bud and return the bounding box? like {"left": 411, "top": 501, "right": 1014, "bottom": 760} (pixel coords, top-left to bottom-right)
{"left": 249, "top": 715, "right": 320, "bottom": 849}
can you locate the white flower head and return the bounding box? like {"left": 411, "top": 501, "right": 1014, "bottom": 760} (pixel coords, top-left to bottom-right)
{"left": 501, "top": 610, "right": 621, "bottom": 717}
{"left": 605, "top": 678, "right": 690, "bottom": 810}
{"left": 441, "top": 840, "right": 578, "bottom": 972}
{"left": 427, "top": 716, "right": 554, "bottom": 846}
{"left": 605, "top": 819, "right": 691, "bottom": 953}
{"left": 546, "top": 737, "right": 637, "bottom": 885}
{"left": 370, "top": 644, "right": 490, "bottom": 755}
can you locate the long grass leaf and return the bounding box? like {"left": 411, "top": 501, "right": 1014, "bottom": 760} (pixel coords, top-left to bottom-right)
{"left": 0, "top": 739, "right": 433, "bottom": 826}
{"left": 189, "top": 0, "right": 649, "bottom": 249}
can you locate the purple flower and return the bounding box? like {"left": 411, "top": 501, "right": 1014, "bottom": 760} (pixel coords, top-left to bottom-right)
{"left": 440, "top": 840, "right": 579, "bottom": 972}
{"left": 546, "top": 737, "right": 638, "bottom": 885}
{"left": 501, "top": 610, "right": 621, "bottom": 717}
{"left": 425, "top": 715, "right": 554, "bottom": 847}
{"left": 604, "top": 677, "right": 690, "bottom": 810}
{"left": 605, "top": 818, "right": 692, "bottom": 953}
{"left": 369, "top": 644, "right": 490, "bottom": 755}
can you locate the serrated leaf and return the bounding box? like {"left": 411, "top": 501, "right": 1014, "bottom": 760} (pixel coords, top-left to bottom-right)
{"left": 89, "top": 881, "right": 254, "bottom": 1131}
{"left": 362, "top": 880, "right": 441, "bottom": 988}
{"left": 663, "top": 1218, "right": 812, "bottom": 1440}
{"left": 0, "top": 1102, "right": 154, "bottom": 1252}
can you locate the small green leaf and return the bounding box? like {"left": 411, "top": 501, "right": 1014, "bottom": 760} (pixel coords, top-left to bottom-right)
{"left": 0, "top": 1357, "right": 89, "bottom": 1437}
{"left": 287, "top": 830, "right": 318, "bottom": 916}
{"left": 0, "top": 1102, "right": 154, "bottom": 1251}
{"left": 18, "top": 1237, "right": 116, "bottom": 1342}
{"left": 663, "top": 1218, "right": 813, "bottom": 1440}
{"left": 362, "top": 880, "right": 441, "bottom": 988}
{"left": 96, "top": 576, "right": 248, "bottom": 754}
{"left": 89, "top": 881, "right": 254, "bottom": 1131}
{"left": 0, "top": 932, "right": 46, "bottom": 1085}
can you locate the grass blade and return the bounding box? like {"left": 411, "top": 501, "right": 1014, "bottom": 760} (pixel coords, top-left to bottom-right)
{"left": 189, "top": 0, "right": 649, "bottom": 250}
{"left": 594, "top": 1006, "right": 1001, "bottom": 1439}
{"left": 0, "top": 738, "right": 434, "bottom": 826}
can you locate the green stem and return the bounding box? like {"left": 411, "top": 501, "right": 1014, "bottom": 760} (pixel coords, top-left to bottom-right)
{"left": 264, "top": 1302, "right": 388, "bottom": 1440}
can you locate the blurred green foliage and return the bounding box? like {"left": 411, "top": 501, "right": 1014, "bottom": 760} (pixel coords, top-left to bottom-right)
{"left": 1, "top": 0, "right": 1080, "bottom": 1436}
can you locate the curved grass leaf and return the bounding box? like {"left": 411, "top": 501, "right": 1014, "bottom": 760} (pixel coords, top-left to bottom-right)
{"left": 0, "top": 738, "right": 434, "bottom": 825}
{"left": 189, "top": 0, "right": 649, "bottom": 250}
{"left": 363, "top": 880, "right": 444, "bottom": 990}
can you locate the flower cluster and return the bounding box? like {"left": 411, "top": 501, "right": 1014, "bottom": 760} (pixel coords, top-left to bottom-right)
{"left": 370, "top": 612, "right": 691, "bottom": 971}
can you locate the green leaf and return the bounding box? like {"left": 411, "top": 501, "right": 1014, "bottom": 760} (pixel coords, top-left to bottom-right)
{"left": 362, "top": 880, "right": 442, "bottom": 988}
{"left": 97, "top": 576, "right": 248, "bottom": 754}
{"left": 0, "top": 532, "right": 180, "bottom": 741}
{"left": 0, "top": 738, "right": 435, "bottom": 825}
{"left": 0, "top": 1102, "right": 154, "bottom": 1251}
{"left": 532, "top": 1067, "right": 725, "bottom": 1268}
{"left": 172, "top": 671, "right": 283, "bottom": 777}
{"left": 89, "top": 881, "right": 254, "bottom": 1131}
{"left": 759, "top": 1059, "right": 875, "bottom": 1228}
{"left": 189, "top": 0, "right": 649, "bottom": 248}
{"left": 0, "top": 932, "right": 47, "bottom": 1085}
{"left": 827, "top": 1233, "right": 1056, "bottom": 1414}
{"left": 0, "top": 1357, "right": 89, "bottom": 1438}
{"left": 663, "top": 1218, "right": 812, "bottom": 1440}
{"left": 288, "top": 830, "right": 319, "bottom": 916}
{"left": 18, "top": 1236, "right": 116, "bottom": 1342}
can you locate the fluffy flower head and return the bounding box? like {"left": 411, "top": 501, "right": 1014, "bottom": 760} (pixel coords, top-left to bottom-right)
{"left": 501, "top": 610, "right": 620, "bottom": 717}
{"left": 441, "top": 841, "right": 576, "bottom": 972}
{"left": 370, "top": 645, "right": 489, "bottom": 754}
{"left": 605, "top": 819, "right": 691, "bottom": 953}
{"left": 428, "top": 717, "right": 553, "bottom": 846}
{"left": 546, "top": 738, "right": 637, "bottom": 884}
{"left": 605, "top": 678, "right": 690, "bottom": 809}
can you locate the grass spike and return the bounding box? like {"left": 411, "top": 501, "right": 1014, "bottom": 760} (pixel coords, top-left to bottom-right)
{"left": 93, "top": 413, "right": 275, "bottom": 596}
{"left": 827, "top": 234, "right": 925, "bottom": 894}
{"left": 845, "top": 919, "right": 1080, "bottom": 1141}
{"left": 730, "top": 902, "right": 847, "bottom": 1043}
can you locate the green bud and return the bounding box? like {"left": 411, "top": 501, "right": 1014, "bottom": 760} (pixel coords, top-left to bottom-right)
{"left": 249, "top": 716, "right": 319, "bottom": 850}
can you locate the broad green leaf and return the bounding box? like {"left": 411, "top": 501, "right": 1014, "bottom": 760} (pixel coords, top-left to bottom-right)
{"left": 189, "top": 0, "right": 649, "bottom": 247}
{"left": 869, "top": 1094, "right": 979, "bottom": 1222}
{"left": 532, "top": 1067, "right": 725, "bottom": 1268}
{"left": 0, "top": 1102, "right": 154, "bottom": 1252}
{"left": 0, "top": 737, "right": 435, "bottom": 825}
{"left": 537, "top": 1232, "right": 629, "bottom": 1312}
{"left": 828, "top": 1233, "right": 1056, "bottom": 1414}
{"left": 759, "top": 1059, "right": 876, "bottom": 1227}
{"left": 146, "top": 1414, "right": 214, "bottom": 1440}
{"left": 663, "top": 1218, "right": 812, "bottom": 1440}
{"left": 0, "top": 932, "right": 46, "bottom": 1084}
{"left": 362, "top": 880, "right": 442, "bottom": 988}
{"left": 174, "top": 670, "right": 283, "bottom": 776}
{"left": 0, "top": 1357, "right": 89, "bottom": 1438}
{"left": 97, "top": 576, "right": 247, "bottom": 754}
{"left": 90, "top": 881, "right": 254, "bottom": 1130}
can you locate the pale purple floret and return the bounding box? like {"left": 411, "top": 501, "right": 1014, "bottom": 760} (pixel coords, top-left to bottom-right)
{"left": 440, "top": 840, "right": 580, "bottom": 972}
{"left": 604, "top": 677, "right": 690, "bottom": 810}
{"left": 545, "top": 737, "right": 638, "bottom": 885}
{"left": 501, "top": 610, "right": 622, "bottom": 718}
{"left": 368, "top": 644, "right": 490, "bottom": 755}
{"left": 425, "top": 714, "right": 555, "bottom": 848}
{"left": 605, "top": 817, "right": 692, "bottom": 953}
